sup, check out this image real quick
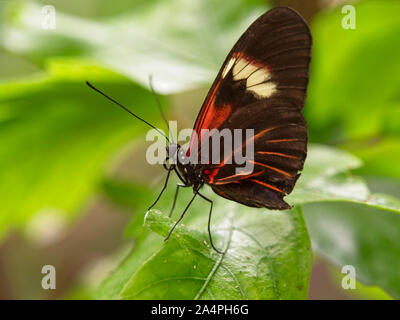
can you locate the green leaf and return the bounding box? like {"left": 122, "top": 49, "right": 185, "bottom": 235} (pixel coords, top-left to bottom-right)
{"left": 293, "top": 144, "right": 400, "bottom": 298}
{"left": 303, "top": 201, "right": 400, "bottom": 299}
{"left": 97, "top": 143, "right": 400, "bottom": 299}
{"left": 0, "top": 60, "right": 165, "bottom": 238}
{"left": 327, "top": 264, "right": 393, "bottom": 300}
{"left": 298, "top": 144, "right": 363, "bottom": 182}
{"left": 98, "top": 204, "right": 312, "bottom": 300}
{"left": 2, "top": 0, "right": 270, "bottom": 93}
{"left": 341, "top": 137, "right": 400, "bottom": 178}
{"left": 306, "top": 0, "right": 400, "bottom": 141}
{"left": 96, "top": 233, "right": 163, "bottom": 300}
{"left": 304, "top": 0, "right": 400, "bottom": 181}
{"left": 287, "top": 145, "right": 400, "bottom": 214}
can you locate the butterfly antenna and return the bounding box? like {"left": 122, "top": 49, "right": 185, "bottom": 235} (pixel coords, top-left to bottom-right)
{"left": 148, "top": 75, "right": 175, "bottom": 143}
{"left": 86, "top": 81, "right": 169, "bottom": 142}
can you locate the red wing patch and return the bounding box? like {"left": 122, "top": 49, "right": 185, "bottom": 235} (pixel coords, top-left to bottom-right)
{"left": 193, "top": 80, "right": 222, "bottom": 135}
{"left": 188, "top": 80, "right": 232, "bottom": 155}
{"left": 200, "top": 103, "right": 231, "bottom": 135}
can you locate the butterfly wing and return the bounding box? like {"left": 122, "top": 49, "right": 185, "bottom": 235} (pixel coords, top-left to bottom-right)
{"left": 188, "top": 7, "right": 311, "bottom": 209}
{"left": 211, "top": 101, "right": 307, "bottom": 209}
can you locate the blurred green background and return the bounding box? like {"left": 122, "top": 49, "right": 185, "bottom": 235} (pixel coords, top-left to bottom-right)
{"left": 0, "top": 0, "right": 399, "bottom": 300}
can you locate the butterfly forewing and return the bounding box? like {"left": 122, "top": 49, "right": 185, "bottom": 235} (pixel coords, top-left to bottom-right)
{"left": 189, "top": 7, "right": 311, "bottom": 209}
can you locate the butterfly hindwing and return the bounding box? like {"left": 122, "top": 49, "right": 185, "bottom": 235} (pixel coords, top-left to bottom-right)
{"left": 203, "top": 100, "right": 307, "bottom": 209}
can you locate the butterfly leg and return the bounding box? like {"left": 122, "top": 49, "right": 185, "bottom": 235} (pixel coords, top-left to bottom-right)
{"left": 165, "top": 192, "right": 197, "bottom": 242}
{"left": 173, "top": 166, "right": 187, "bottom": 185}
{"left": 169, "top": 183, "right": 189, "bottom": 218}
{"left": 148, "top": 164, "right": 173, "bottom": 211}
{"left": 197, "top": 192, "right": 223, "bottom": 254}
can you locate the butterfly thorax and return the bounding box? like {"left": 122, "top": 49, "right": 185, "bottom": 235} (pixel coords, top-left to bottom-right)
{"left": 167, "top": 143, "right": 204, "bottom": 190}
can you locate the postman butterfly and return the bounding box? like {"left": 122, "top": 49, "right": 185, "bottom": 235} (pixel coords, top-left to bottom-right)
{"left": 87, "top": 7, "right": 312, "bottom": 253}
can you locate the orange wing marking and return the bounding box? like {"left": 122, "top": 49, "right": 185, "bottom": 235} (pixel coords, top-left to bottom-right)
{"left": 248, "top": 160, "right": 291, "bottom": 177}
{"left": 221, "top": 126, "right": 280, "bottom": 164}
{"left": 188, "top": 80, "right": 222, "bottom": 152}
{"left": 256, "top": 151, "right": 298, "bottom": 159}
{"left": 212, "top": 170, "right": 264, "bottom": 185}
{"left": 250, "top": 179, "right": 285, "bottom": 193}
{"left": 266, "top": 138, "right": 300, "bottom": 143}
{"left": 207, "top": 126, "right": 280, "bottom": 183}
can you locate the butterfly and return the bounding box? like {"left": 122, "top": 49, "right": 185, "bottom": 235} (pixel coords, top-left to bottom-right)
{"left": 87, "top": 6, "right": 311, "bottom": 253}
